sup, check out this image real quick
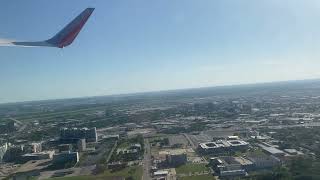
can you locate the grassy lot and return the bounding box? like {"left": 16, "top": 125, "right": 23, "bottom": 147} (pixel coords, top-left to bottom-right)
{"left": 101, "top": 165, "right": 142, "bottom": 180}
{"left": 176, "top": 163, "right": 210, "bottom": 175}
{"left": 179, "top": 174, "right": 216, "bottom": 180}
{"left": 77, "top": 139, "right": 116, "bottom": 166}
{"left": 48, "top": 166, "right": 142, "bottom": 180}
{"left": 117, "top": 141, "right": 130, "bottom": 148}
{"left": 47, "top": 176, "right": 92, "bottom": 180}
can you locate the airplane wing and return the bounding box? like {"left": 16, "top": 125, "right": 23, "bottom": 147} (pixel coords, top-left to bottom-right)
{"left": 0, "top": 8, "right": 94, "bottom": 48}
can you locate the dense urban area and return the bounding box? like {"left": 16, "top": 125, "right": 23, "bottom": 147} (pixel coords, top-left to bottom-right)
{"left": 1, "top": 80, "right": 320, "bottom": 180}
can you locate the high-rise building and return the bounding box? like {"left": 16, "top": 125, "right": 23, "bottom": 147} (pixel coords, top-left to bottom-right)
{"left": 3, "top": 145, "right": 24, "bottom": 162}
{"left": 0, "top": 120, "right": 15, "bottom": 134}
{"left": 77, "top": 139, "right": 86, "bottom": 152}
{"left": 0, "top": 143, "right": 8, "bottom": 162}
{"left": 31, "top": 143, "right": 42, "bottom": 153}
{"left": 60, "top": 127, "right": 97, "bottom": 142}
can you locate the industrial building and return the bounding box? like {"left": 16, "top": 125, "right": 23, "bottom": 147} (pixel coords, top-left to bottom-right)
{"left": 60, "top": 127, "right": 97, "bottom": 142}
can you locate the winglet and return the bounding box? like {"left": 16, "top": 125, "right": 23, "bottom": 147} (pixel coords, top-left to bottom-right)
{"left": 46, "top": 8, "right": 95, "bottom": 48}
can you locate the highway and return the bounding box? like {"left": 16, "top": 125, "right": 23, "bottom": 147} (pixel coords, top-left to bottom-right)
{"left": 9, "top": 117, "right": 27, "bottom": 132}
{"left": 142, "top": 138, "right": 152, "bottom": 180}
{"left": 183, "top": 133, "right": 196, "bottom": 150}
{"left": 261, "top": 122, "right": 320, "bottom": 129}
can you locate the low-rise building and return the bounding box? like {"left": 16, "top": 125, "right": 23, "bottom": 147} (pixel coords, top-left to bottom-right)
{"left": 166, "top": 152, "right": 187, "bottom": 167}
{"left": 283, "top": 149, "right": 304, "bottom": 156}
{"left": 233, "top": 156, "right": 255, "bottom": 171}
{"left": 117, "top": 148, "right": 138, "bottom": 155}
{"left": 198, "top": 140, "right": 249, "bottom": 154}
{"left": 153, "top": 168, "right": 176, "bottom": 180}
{"left": 21, "top": 151, "right": 54, "bottom": 162}
{"left": 58, "top": 144, "right": 72, "bottom": 152}
{"left": 102, "top": 134, "right": 120, "bottom": 141}
{"left": 107, "top": 161, "right": 126, "bottom": 170}
{"left": 153, "top": 170, "right": 168, "bottom": 178}
{"left": 52, "top": 151, "right": 79, "bottom": 165}
{"left": 257, "top": 144, "right": 285, "bottom": 158}
{"left": 227, "top": 136, "right": 240, "bottom": 140}
{"left": 116, "top": 143, "right": 142, "bottom": 155}
{"left": 210, "top": 157, "right": 246, "bottom": 178}
{"left": 246, "top": 153, "right": 281, "bottom": 170}
{"left": 130, "top": 143, "right": 142, "bottom": 151}
{"left": 159, "top": 149, "right": 188, "bottom": 167}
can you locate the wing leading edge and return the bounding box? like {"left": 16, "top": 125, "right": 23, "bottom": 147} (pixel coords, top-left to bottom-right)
{"left": 0, "top": 8, "right": 94, "bottom": 48}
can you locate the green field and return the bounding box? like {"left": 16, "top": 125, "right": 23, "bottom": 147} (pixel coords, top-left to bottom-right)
{"left": 47, "top": 176, "right": 92, "bottom": 180}
{"left": 175, "top": 163, "right": 210, "bottom": 175}
{"left": 101, "top": 165, "right": 143, "bottom": 180}
{"left": 48, "top": 166, "right": 142, "bottom": 180}
{"left": 179, "top": 174, "right": 216, "bottom": 180}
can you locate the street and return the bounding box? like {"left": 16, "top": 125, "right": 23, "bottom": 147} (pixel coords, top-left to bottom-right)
{"left": 142, "top": 138, "right": 152, "bottom": 180}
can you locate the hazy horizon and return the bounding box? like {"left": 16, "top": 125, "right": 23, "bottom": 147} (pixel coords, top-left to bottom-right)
{"left": 1, "top": 78, "right": 318, "bottom": 105}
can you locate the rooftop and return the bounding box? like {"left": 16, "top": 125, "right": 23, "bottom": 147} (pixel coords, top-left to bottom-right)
{"left": 154, "top": 170, "right": 168, "bottom": 176}
{"left": 258, "top": 144, "right": 285, "bottom": 155}
{"left": 199, "top": 140, "right": 248, "bottom": 149}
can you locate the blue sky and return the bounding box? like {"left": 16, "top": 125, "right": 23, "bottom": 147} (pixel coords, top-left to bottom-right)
{"left": 1, "top": 0, "right": 320, "bottom": 103}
